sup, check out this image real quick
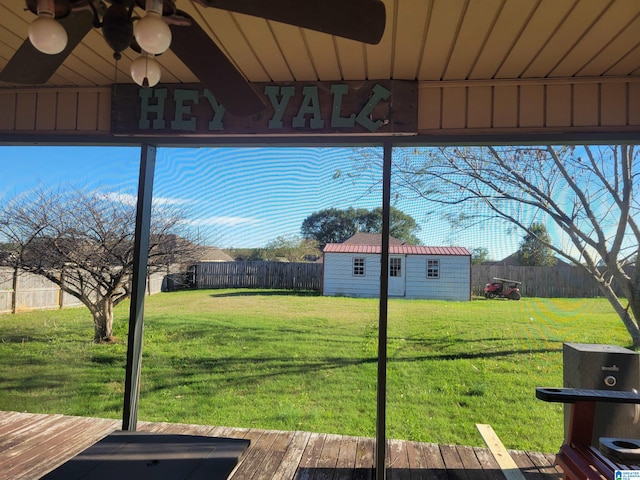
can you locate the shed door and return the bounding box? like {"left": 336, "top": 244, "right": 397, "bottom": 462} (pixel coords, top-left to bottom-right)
{"left": 388, "top": 255, "right": 405, "bottom": 297}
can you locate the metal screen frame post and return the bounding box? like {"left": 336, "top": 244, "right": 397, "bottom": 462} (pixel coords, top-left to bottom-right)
{"left": 122, "top": 144, "right": 157, "bottom": 431}
{"left": 376, "top": 141, "right": 392, "bottom": 480}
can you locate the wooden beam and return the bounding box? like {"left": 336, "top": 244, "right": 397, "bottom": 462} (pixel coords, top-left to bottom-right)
{"left": 476, "top": 424, "right": 527, "bottom": 480}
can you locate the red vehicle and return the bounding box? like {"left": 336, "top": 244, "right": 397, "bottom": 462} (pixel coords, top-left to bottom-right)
{"left": 484, "top": 277, "right": 522, "bottom": 300}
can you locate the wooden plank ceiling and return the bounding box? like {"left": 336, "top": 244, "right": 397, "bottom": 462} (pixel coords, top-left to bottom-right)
{"left": 0, "top": 0, "right": 638, "bottom": 92}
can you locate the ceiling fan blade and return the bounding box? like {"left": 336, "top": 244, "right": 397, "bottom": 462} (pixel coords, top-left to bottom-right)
{"left": 169, "top": 12, "right": 266, "bottom": 116}
{"left": 0, "top": 9, "right": 94, "bottom": 84}
{"left": 197, "top": 0, "right": 386, "bottom": 44}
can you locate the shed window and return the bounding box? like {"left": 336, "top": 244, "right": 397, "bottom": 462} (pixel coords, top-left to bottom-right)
{"left": 390, "top": 257, "right": 402, "bottom": 277}
{"left": 427, "top": 259, "right": 440, "bottom": 278}
{"left": 353, "top": 258, "right": 365, "bottom": 276}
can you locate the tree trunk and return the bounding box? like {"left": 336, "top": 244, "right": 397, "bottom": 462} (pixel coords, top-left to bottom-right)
{"left": 605, "top": 264, "right": 640, "bottom": 349}
{"left": 597, "top": 281, "right": 640, "bottom": 348}
{"left": 92, "top": 299, "right": 115, "bottom": 343}
{"left": 626, "top": 265, "right": 640, "bottom": 327}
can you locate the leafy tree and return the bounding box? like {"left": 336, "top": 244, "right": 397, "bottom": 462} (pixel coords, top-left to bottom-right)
{"left": 517, "top": 223, "right": 557, "bottom": 266}
{"left": 471, "top": 247, "right": 489, "bottom": 265}
{"left": 301, "top": 206, "right": 420, "bottom": 248}
{"left": 263, "top": 235, "right": 320, "bottom": 262}
{"left": 0, "top": 186, "right": 199, "bottom": 343}
{"left": 386, "top": 145, "right": 640, "bottom": 345}
{"left": 301, "top": 207, "right": 369, "bottom": 247}
{"left": 362, "top": 207, "right": 421, "bottom": 245}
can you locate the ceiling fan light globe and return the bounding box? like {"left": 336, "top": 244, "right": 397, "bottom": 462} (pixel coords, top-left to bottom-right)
{"left": 28, "top": 14, "right": 68, "bottom": 55}
{"left": 134, "top": 12, "right": 171, "bottom": 55}
{"left": 130, "top": 54, "right": 161, "bottom": 88}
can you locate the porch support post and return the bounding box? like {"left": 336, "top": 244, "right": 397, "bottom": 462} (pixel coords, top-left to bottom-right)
{"left": 376, "top": 141, "right": 392, "bottom": 480}
{"left": 122, "top": 144, "right": 156, "bottom": 431}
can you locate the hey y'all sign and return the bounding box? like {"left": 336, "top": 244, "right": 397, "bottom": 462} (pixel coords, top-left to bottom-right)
{"left": 112, "top": 80, "right": 417, "bottom": 136}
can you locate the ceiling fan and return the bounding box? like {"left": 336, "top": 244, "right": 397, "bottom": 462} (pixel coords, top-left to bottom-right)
{"left": 0, "top": 0, "right": 386, "bottom": 116}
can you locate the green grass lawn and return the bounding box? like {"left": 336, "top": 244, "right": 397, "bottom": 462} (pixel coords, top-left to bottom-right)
{"left": 0, "top": 289, "right": 630, "bottom": 453}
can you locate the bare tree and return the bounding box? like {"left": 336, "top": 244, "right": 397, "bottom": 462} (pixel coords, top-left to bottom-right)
{"left": 0, "top": 186, "right": 200, "bottom": 343}
{"left": 386, "top": 145, "right": 640, "bottom": 345}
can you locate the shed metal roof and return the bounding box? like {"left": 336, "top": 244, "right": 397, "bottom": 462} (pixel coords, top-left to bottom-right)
{"left": 323, "top": 244, "right": 471, "bottom": 256}
{"left": 342, "top": 233, "right": 405, "bottom": 246}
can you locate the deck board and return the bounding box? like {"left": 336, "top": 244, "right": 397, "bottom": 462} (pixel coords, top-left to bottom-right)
{"left": 0, "top": 411, "right": 564, "bottom": 480}
{"left": 440, "top": 444, "right": 472, "bottom": 480}
{"left": 354, "top": 436, "right": 376, "bottom": 480}
{"left": 275, "top": 430, "right": 313, "bottom": 479}
{"left": 458, "top": 445, "right": 491, "bottom": 480}
{"left": 334, "top": 434, "right": 358, "bottom": 480}
{"left": 414, "top": 442, "right": 449, "bottom": 480}
{"left": 473, "top": 447, "right": 508, "bottom": 480}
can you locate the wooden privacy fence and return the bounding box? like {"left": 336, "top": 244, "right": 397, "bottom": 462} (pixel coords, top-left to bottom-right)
{"left": 0, "top": 267, "right": 165, "bottom": 314}
{"left": 0, "top": 267, "right": 83, "bottom": 313}
{"left": 189, "top": 262, "right": 620, "bottom": 299}
{"left": 193, "top": 261, "right": 323, "bottom": 291}
{"left": 471, "top": 264, "right": 621, "bottom": 298}
{"left": 7, "top": 262, "right": 616, "bottom": 310}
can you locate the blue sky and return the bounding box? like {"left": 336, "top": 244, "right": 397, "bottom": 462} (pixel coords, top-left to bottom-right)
{"left": 0, "top": 145, "right": 522, "bottom": 259}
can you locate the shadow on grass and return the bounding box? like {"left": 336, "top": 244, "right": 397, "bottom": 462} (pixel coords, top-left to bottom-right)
{"left": 91, "top": 355, "right": 122, "bottom": 366}
{"left": 208, "top": 289, "right": 320, "bottom": 298}
{"left": 0, "top": 335, "right": 42, "bottom": 343}
{"left": 2, "top": 372, "right": 80, "bottom": 392}
{"left": 408, "top": 346, "right": 561, "bottom": 361}
{"left": 140, "top": 344, "right": 561, "bottom": 396}
{"left": 0, "top": 308, "right": 561, "bottom": 406}
{"left": 393, "top": 334, "right": 564, "bottom": 353}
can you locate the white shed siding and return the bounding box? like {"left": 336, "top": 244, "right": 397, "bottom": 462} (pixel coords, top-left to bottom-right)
{"left": 405, "top": 255, "right": 470, "bottom": 301}
{"left": 323, "top": 252, "right": 470, "bottom": 300}
{"left": 323, "top": 253, "right": 381, "bottom": 297}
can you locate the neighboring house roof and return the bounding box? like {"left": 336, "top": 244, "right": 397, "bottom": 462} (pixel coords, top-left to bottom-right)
{"left": 324, "top": 244, "right": 471, "bottom": 256}
{"left": 198, "top": 246, "right": 234, "bottom": 262}
{"left": 341, "top": 233, "right": 405, "bottom": 246}
{"left": 0, "top": 249, "right": 16, "bottom": 266}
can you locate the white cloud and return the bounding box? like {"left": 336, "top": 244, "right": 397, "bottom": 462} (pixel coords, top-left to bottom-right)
{"left": 189, "top": 216, "right": 261, "bottom": 227}
{"left": 97, "top": 191, "right": 187, "bottom": 207}
{"left": 97, "top": 192, "right": 137, "bottom": 205}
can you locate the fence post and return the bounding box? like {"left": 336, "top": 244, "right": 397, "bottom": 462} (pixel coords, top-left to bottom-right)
{"left": 11, "top": 266, "right": 18, "bottom": 314}
{"left": 58, "top": 267, "right": 64, "bottom": 309}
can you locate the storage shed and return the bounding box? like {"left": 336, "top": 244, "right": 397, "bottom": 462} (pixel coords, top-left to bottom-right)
{"left": 322, "top": 243, "right": 471, "bottom": 301}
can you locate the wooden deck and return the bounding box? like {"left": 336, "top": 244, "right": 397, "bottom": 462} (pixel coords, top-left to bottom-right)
{"left": 0, "top": 410, "right": 564, "bottom": 480}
